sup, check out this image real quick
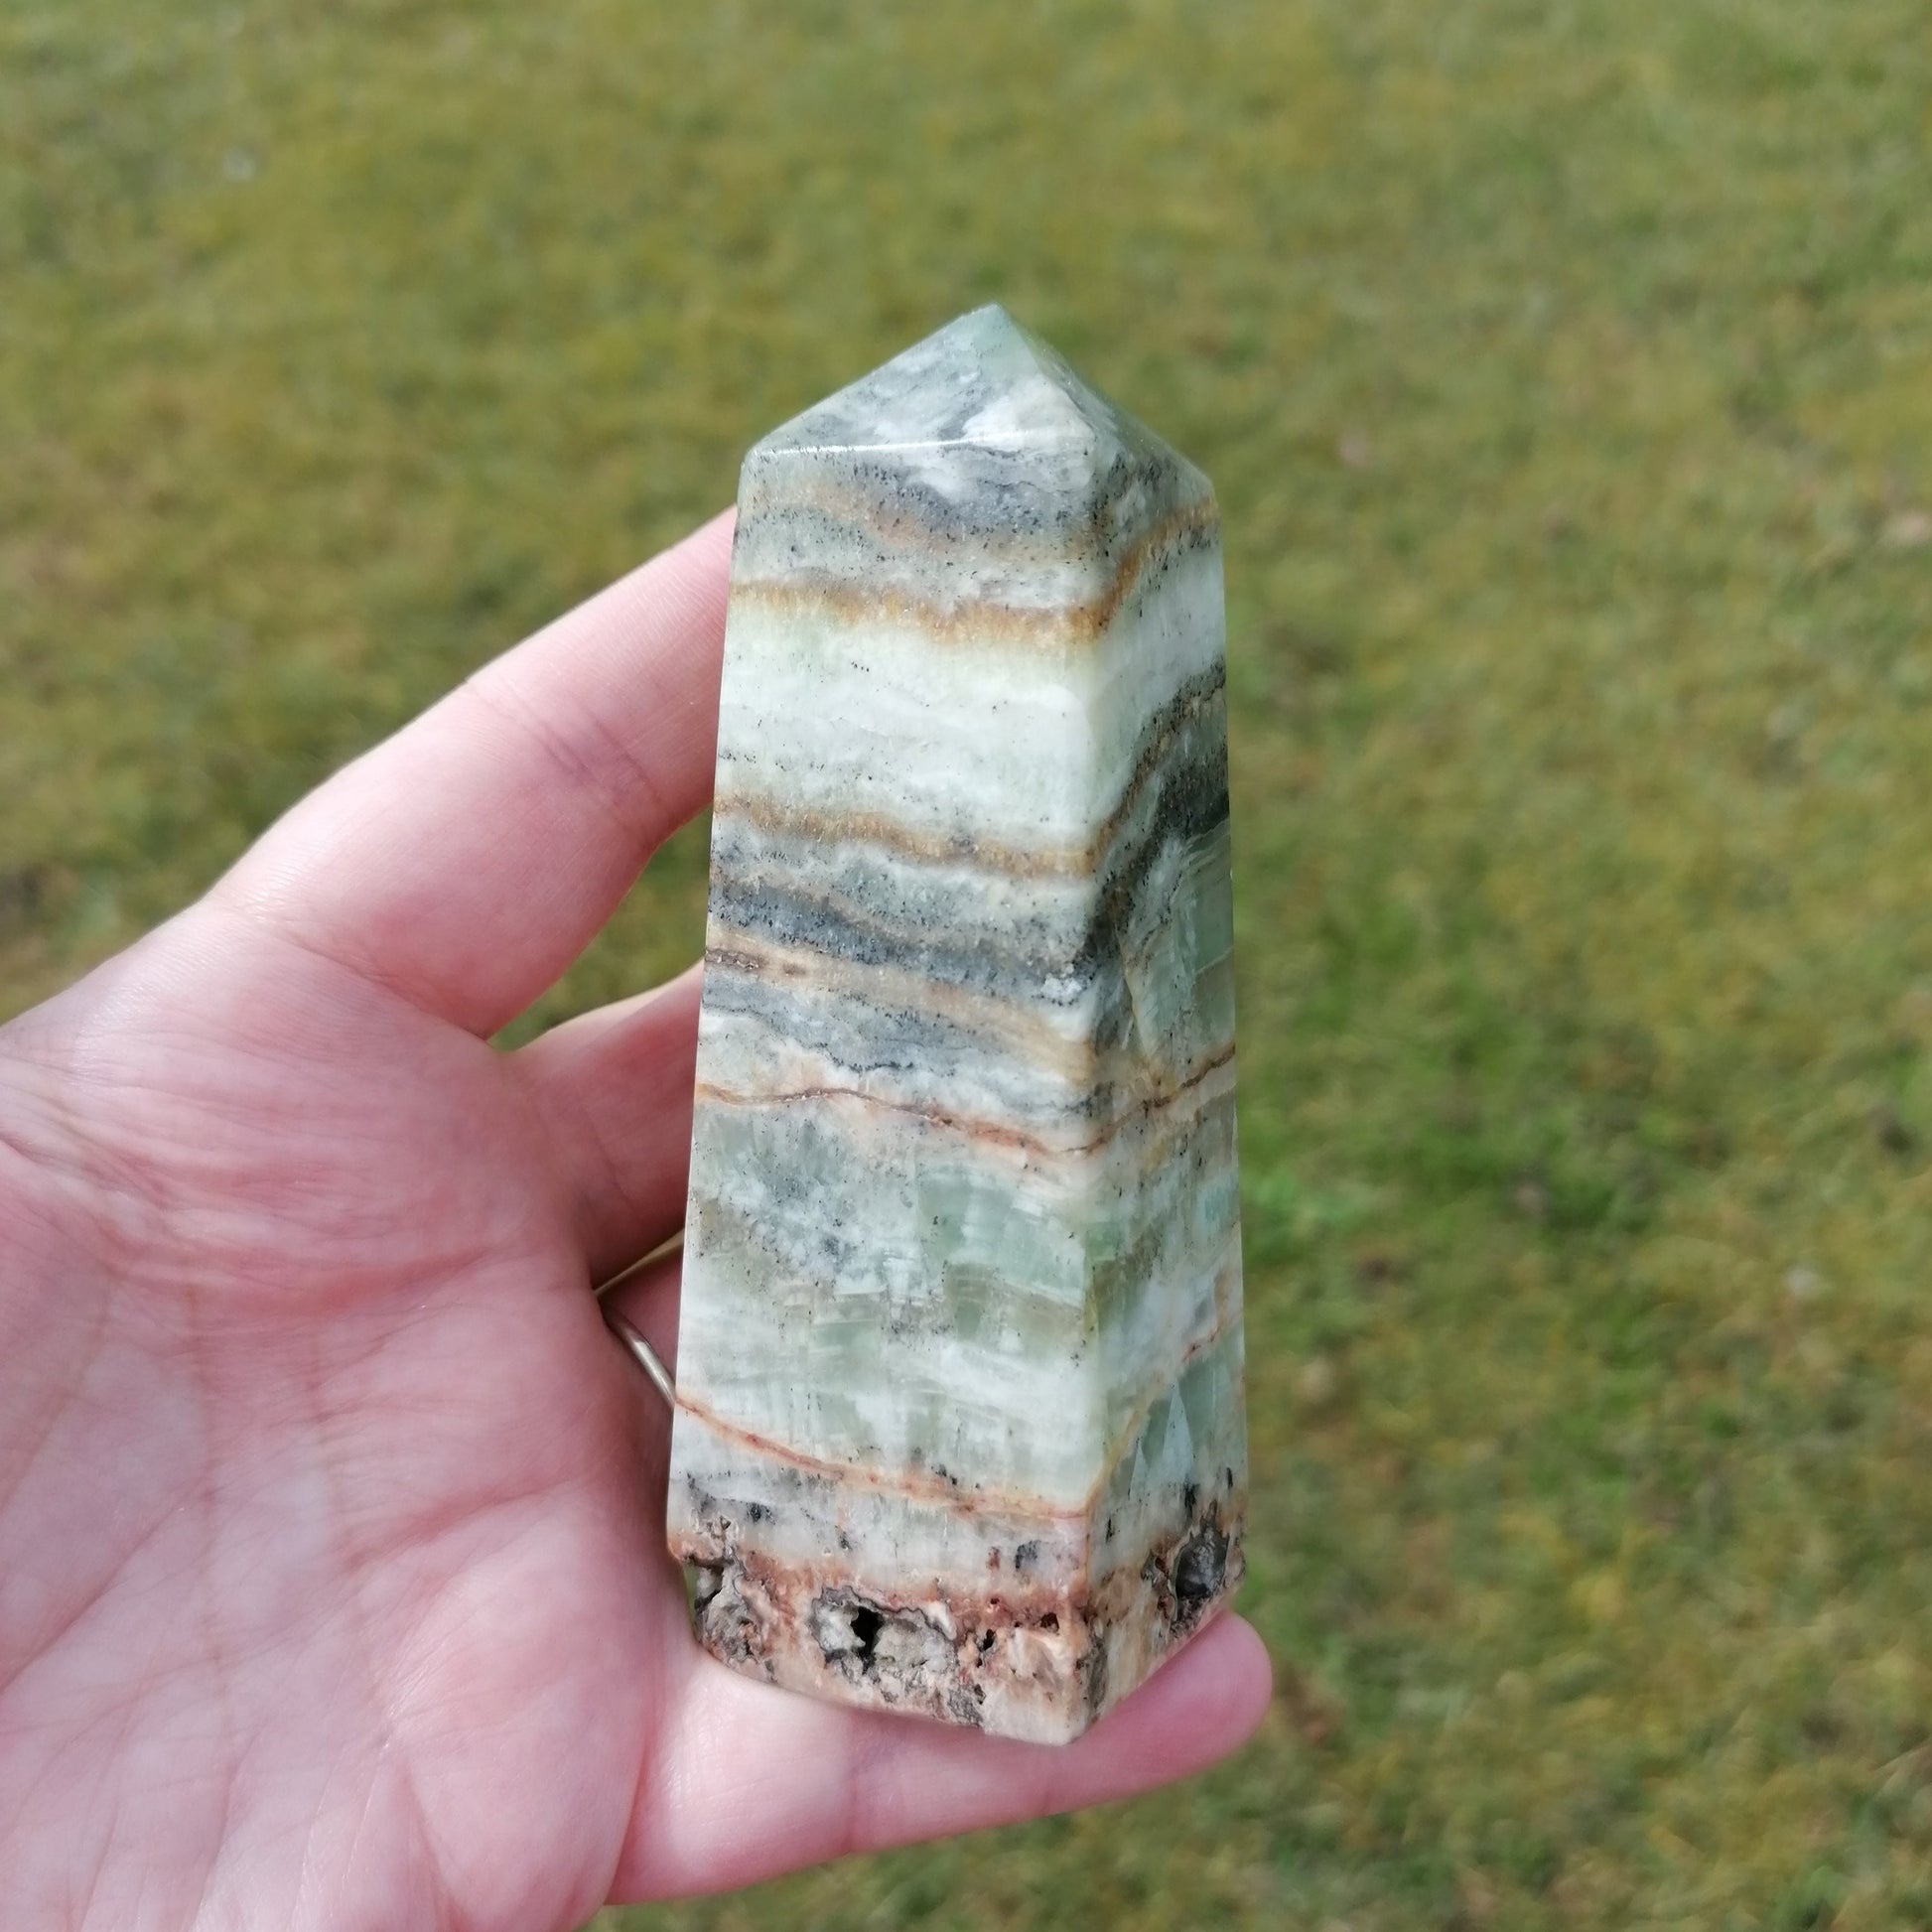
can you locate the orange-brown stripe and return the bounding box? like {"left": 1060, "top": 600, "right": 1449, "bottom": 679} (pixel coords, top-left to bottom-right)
{"left": 693, "top": 1043, "right": 1236, "bottom": 1165}
{"left": 729, "top": 497, "right": 1218, "bottom": 647}
{"left": 673, "top": 1297, "right": 1241, "bottom": 1529}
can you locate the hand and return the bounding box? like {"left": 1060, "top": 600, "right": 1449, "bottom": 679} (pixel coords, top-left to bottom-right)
{"left": 0, "top": 514, "right": 1271, "bottom": 1932}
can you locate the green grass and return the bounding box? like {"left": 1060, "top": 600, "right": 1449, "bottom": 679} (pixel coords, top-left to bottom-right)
{"left": 7, "top": 1, "right": 1932, "bottom": 1924}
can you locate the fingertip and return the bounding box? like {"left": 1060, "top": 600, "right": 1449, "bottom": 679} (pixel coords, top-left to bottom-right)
{"left": 648, "top": 506, "right": 736, "bottom": 615}
{"left": 1197, "top": 1612, "right": 1275, "bottom": 1751}
{"left": 1073, "top": 1612, "right": 1274, "bottom": 1781}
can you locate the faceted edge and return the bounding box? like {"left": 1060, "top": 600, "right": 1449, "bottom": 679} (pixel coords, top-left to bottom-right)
{"left": 749, "top": 302, "right": 1199, "bottom": 477}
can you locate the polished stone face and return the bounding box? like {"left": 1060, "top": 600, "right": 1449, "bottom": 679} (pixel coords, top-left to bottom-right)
{"left": 665, "top": 305, "right": 1247, "bottom": 1743}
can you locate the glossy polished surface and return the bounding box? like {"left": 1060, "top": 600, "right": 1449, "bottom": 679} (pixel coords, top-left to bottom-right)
{"left": 666, "top": 308, "right": 1246, "bottom": 1741}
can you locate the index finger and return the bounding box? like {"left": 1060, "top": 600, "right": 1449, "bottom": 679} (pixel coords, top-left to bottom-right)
{"left": 208, "top": 510, "right": 734, "bottom": 1036}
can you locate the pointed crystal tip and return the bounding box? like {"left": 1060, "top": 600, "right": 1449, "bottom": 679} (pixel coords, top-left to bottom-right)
{"left": 750, "top": 305, "right": 1190, "bottom": 481}
{"left": 730, "top": 307, "right": 1215, "bottom": 621}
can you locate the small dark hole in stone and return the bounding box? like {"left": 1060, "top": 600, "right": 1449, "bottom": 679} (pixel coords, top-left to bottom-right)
{"left": 1173, "top": 1526, "right": 1229, "bottom": 1610}
{"left": 1183, "top": 1480, "right": 1199, "bottom": 1514}
{"left": 1039, "top": 1611, "right": 1059, "bottom": 1633}
{"left": 850, "top": 1606, "right": 884, "bottom": 1663}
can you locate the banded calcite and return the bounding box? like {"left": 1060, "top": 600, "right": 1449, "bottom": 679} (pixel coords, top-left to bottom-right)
{"left": 666, "top": 306, "right": 1246, "bottom": 1743}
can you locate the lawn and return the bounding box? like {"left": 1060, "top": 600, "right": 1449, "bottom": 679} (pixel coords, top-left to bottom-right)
{"left": 6, "top": 2, "right": 1932, "bottom": 1925}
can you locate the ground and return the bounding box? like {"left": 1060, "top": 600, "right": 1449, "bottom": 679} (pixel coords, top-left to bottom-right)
{"left": 4, "top": 3, "right": 1932, "bottom": 1926}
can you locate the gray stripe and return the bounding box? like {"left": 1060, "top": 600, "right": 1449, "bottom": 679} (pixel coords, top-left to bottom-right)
{"left": 706, "top": 680, "right": 1230, "bottom": 1013}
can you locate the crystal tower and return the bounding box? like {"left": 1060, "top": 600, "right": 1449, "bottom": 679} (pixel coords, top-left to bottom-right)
{"left": 665, "top": 307, "right": 1247, "bottom": 1742}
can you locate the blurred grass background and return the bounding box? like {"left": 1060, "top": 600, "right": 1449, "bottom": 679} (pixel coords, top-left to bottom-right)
{"left": 5, "top": 1, "right": 1932, "bottom": 1925}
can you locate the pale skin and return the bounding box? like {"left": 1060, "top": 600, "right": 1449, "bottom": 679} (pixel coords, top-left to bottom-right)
{"left": 0, "top": 512, "right": 1272, "bottom": 1931}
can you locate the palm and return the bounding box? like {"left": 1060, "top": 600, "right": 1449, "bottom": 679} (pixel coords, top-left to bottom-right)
{"left": 0, "top": 516, "right": 1269, "bottom": 1932}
